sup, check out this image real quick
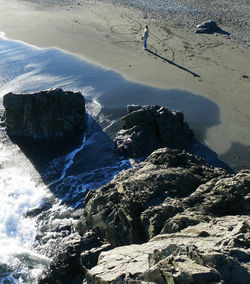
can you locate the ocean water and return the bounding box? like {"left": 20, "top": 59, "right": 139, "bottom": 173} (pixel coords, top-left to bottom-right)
{"left": 0, "top": 33, "right": 132, "bottom": 283}
{"left": 0, "top": 31, "right": 223, "bottom": 282}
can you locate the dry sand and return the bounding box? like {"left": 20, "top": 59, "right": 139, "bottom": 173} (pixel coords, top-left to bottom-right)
{"left": 0, "top": 0, "right": 249, "bottom": 171}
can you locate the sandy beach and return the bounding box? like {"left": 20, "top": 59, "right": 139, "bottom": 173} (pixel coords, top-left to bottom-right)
{"left": 0, "top": 0, "right": 249, "bottom": 171}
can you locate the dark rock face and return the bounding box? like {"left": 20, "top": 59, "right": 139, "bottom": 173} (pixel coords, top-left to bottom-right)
{"left": 83, "top": 148, "right": 227, "bottom": 246}
{"left": 195, "top": 20, "right": 219, "bottom": 34}
{"left": 114, "top": 105, "right": 194, "bottom": 158}
{"left": 3, "top": 88, "right": 85, "bottom": 139}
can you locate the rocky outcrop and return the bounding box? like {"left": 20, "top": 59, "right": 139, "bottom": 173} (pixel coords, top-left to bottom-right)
{"left": 81, "top": 153, "right": 249, "bottom": 284}
{"left": 114, "top": 105, "right": 194, "bottom": 158}
{"left": 37, "top": 103, "right": 249, "bottom": 283}
{"left": 3, "top": 88, "right": 86, "bottom": 139}
{"left": 86, "top": 215, "right": 250, "bottom": 284}
{"left": 82, "top": 148, "right": 227, "bottom": 246}
{"left": 39, "top": 147, "right": 249, "bottom": 283}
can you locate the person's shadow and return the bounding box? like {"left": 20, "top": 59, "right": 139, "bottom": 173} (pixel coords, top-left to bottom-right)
{"left": 145, "top": 49, "right": 200, "bottom": 78}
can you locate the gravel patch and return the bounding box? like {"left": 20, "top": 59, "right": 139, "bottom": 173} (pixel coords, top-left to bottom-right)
{"left": 105, "top": 0, "right": 250, "bottom": 46}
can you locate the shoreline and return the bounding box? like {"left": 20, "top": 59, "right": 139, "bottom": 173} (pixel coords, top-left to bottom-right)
{"left": 0, "top": 0, "right": 249, "bottom": 171}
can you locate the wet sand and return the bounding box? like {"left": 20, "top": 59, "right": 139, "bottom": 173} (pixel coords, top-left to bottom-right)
{"left": 0, "top": 0, "right": 249, "bottom": 171}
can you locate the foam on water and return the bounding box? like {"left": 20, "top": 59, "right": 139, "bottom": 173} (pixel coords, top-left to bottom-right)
{"left": 0, "top": 145, "right": 50, "bottom": 283}
{"left": 0, "top": 32, "right": 93, "bottom": 282}
{"left": 0, "top": 32, "right": 132, "bottom": 282}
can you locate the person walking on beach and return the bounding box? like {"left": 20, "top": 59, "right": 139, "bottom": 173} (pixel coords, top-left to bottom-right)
{"left": 143, "top": 25, "right": 149, "bottom": 49}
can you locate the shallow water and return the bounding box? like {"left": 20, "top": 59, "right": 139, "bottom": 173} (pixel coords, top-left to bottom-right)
{"left": 0, "top": 32, "right": 222, "bottom": 282}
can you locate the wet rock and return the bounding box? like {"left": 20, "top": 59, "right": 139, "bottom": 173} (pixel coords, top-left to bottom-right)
{"left": 86, "top": 216, "right": 250, "bottom": 284}
{"left": 3, "top": 88, "right": 86, "bottom": 139}
{"left": 114, "top": 105, "right": 194, "bottom": 158}
{"left": 38, "top": 231, "right": 112, "bottom": 284}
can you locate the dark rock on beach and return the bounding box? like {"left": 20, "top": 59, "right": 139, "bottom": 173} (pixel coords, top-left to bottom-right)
{"left": 3, "top": 88, "right": 86, "bottom": 140}
{"left": 115, "top": 105, "right": 194, "bottom": 158}
{"left": 195, "top": 20, "right": 230, "bottom": 36}
{"left": 195, "top": 20, "right": 220, "bottom": 34}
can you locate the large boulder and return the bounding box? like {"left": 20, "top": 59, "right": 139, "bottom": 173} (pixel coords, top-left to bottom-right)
{"left": 3, "top": 88, "right": 86, "bottom": 139}
{"left": 82, "top": 148, "right": 227, "bottom": 246}
{"left": 114, "top": 105, "right": 194, "bottom": 158}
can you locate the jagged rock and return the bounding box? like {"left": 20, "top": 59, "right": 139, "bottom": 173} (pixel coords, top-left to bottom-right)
{"left": 183, "top": 169, "right": 250, "bottom": 216}
{"left": 195, "top": 20, "right": 219, "bottom": 34}
{"left": 80, "top": 243, "right": 112, "bottom": 270}
{"left": 160, "top": 169, "right": 250, "bottom": 234}
{"left": 3, "top": 88, "right": 86, "bottom": 139}
{"left": 114, "top": 105, "right": 194, "bottom": 158}
{"left": 39, "top": 153, "right": 249, "bottom": 283}
{"left": 34, "top": 99, "right": 249, "bottom": 284}
{"left": 83, "top": 147, "right": 226, "bottom": 246}
{"left": 160, "top": 212, "right": 204, "bottom": 234}
{"left": 86, "top": 216, "right": 250, "bottom": 284}
{"left": 38, "top": 231, "right": 112, "bottom": 284}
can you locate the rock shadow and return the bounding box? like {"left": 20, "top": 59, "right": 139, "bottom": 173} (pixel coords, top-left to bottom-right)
{"left": 190, "top": 140, "right": 234, "bottom": 173}
{"left": 219, "top": 142, "right": 250, "bottom": 172}
{"left": 0, "top": 34, "right": 235, "bottom": 209}
{"left": 8, "top": 133, "right": 84, "bottom": 174}
{"left": 196, "top": 27, "right": 230, "bottom": 36}
{"left": 7, "top": 112, "right": 132, "bottom": 208}
{"left": 216, "top": 28, "right": 230, "bottom": 36}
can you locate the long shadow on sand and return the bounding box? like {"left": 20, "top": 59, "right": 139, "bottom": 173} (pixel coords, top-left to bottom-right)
{"left": 145, "top": 49, "right": 200, "bottom": 78}
{"left": 220, "top": 142, "right": 250, "bottom": 172}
